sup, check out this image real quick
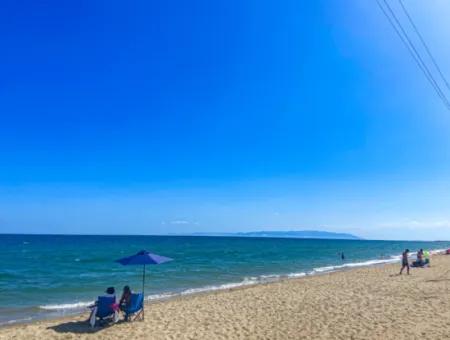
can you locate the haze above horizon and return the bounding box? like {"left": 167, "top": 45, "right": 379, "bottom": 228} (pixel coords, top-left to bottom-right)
{"left": 1, "top": 1, "right": 450, "bottom": 240}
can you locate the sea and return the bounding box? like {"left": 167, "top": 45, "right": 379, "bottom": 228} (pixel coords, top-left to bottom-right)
{"left": 1, "top": 234, "right": 449, "bottom": 326}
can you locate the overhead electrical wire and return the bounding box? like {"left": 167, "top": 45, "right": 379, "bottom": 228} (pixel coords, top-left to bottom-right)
{"left": 398, "top": 0, "right": 450, "bottom": 92}
{"left": 375, "top": 0, "right": 450, "bottom": 110}
{"left": 381, "top": 0, "right": 450, "bottom": 109}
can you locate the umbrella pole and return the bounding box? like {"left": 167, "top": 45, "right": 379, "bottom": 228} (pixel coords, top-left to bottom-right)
{"left": 142, "top": 264, "right": 145, "bottom": 320}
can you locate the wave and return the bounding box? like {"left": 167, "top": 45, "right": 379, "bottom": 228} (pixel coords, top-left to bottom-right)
{"left": 308, "top": 248, "right": 447, "bottom": 275}
{"left": 0, "top": 317, "right": 32, "bottom": 327}
{"left": 146, "top": 292, "right": 177, "bottom": 301}
{"left": 288, "top": 272, "right": 307, "bottom": 277}
{"left": 33, "top": 256, "right": 406, "bottom": 313}
{"left": 39, "top": 301, "right": 93, "bottom": 311}
{"left": 36, "top": 248, "right": 448, "bottom": 316}
{"left": 430, "top": 248, "right": 447, "bottom": 255}
{"left": 35, "top": 255, "right": 403, "bottom": 313}
{"left": 310, "top": 256, "right": 400, "bottom": 274}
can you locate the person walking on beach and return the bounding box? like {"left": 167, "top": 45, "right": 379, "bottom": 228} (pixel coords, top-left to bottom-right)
{"left": 400, "top": 249, "right": 410, "bottom": 275}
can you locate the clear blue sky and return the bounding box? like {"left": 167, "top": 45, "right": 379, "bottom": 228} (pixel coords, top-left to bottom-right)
{"left": 1, "top": 1, "right": 450, "bottom": 240}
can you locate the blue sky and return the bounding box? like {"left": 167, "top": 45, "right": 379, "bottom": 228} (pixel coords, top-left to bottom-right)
{"left": 1, "top": 1, "right": 450, "bottom": 240}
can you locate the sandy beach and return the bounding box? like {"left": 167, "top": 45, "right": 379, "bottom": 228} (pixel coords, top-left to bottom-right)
{"left": 2, "top": 254, "right": 450, "bottom": 340}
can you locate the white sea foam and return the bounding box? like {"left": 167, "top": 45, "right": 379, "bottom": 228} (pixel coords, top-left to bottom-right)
{"left": 39, "top": 301, "right": 93, "bottom": 311}
{"left": 33, "top": 256, "right": 407, "bottom": 313}
{"left": 311, "top": 257, "right": 400, "bottom": 275}
{"left": 430, "top": 248, "right": 447, "bottom": 255}
{"left": 260, "top": 274, "right": 282, "bottom": 280}
{"left": 146, "top": 292, "right": 176, "bottom": 301}
{"left": 36, "top": 248, "right": 448, "bottom": 314}
{"left": 38, "top": 278, "right": 261, "bottom": 312}
{"left": 287, "top": 272, "right": 307, "bottom": 278}
{"left": 0, "top": 317, "right": 32, "bottom": 326}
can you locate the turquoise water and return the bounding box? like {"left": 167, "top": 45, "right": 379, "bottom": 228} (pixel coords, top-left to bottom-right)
{"left": 1, "top": 234, "right": 450, "bottom": 325}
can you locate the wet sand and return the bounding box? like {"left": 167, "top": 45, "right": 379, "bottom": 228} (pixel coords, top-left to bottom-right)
{"left": 2, "top": 255, "right": 450, "bottom": 339}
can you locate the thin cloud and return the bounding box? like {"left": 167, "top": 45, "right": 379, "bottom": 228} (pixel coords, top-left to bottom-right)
{"left": 161, "top": 220, "right": 199, "bottom": 225}
{"left": 171, "top": 220, "right": 190, "bottom": 225}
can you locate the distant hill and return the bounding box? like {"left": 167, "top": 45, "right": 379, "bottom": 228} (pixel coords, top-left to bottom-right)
{"left": 189, "top": 230, "right": 361, "bottom": 240}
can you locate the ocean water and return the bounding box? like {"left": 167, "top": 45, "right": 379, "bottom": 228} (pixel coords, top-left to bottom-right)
{"left": 1, "top": 234, "right": 449, "bottom": 326}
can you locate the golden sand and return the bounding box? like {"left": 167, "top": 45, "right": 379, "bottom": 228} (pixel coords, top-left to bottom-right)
{"left": 2, "top": 255, "right": 450, "bottom": 340}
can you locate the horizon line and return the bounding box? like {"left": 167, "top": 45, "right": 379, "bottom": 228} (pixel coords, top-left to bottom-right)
{"left": 1, "top": 232, "right": 448, "bottom": 242}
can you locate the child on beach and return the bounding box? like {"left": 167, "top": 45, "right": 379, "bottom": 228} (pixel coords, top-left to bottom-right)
{"left": 399, "top": 249, "right": 410, "bottom": 275}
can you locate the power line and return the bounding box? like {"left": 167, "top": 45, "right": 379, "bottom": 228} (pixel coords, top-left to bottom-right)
{"left": 376, "top": 0, "right": 446, "bottom": 107}
{"left": 376, "top": 0, "right": 450, "bottom": 110}
{"left": 382, "top": 0, "right": 450, "bottom": 109}
{"left": 375, "top": 0, "right": 420, "bottom": 70}
{"left": 398, "top": 0, "right": 450, "bottom": 92}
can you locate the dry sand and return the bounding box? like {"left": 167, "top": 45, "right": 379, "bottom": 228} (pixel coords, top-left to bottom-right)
{"left": 2, "top": 255, "right": 450, "bottom": 340}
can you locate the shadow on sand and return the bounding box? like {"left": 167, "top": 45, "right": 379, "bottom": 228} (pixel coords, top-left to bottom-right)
{"left": 48, "top": 319, "right": 122, "bottom": 334}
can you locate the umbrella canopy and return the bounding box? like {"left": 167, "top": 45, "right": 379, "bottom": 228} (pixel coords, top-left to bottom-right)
{"left": 116, "top": 250, "right": 173, "bottom": 266}
{"left": 115, "top": 250, "right": 173, "bottom": 320}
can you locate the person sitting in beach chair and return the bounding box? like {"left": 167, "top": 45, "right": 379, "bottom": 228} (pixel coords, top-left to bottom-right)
{"left": 122, "top": 292, "right": 144, "bottom": 321}
{"left": 89, "top": 287, "right": 119, "bottom": 327}
{"left": 119, "top": 286, "right": 132, "bottom": 312}
{"left": 411, "top": 249, "right": 426, "bottom": 268}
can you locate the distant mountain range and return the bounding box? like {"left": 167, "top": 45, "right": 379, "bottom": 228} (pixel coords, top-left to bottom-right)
{"left": 188, "top": 230, "right": 361, "bottom": 240}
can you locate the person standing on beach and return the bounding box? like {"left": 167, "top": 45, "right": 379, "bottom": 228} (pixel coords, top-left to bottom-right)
{"left": 399, "top": 249, "right": 410, "bottom": 275}
{"left": 424, "top": 250, "right": 430, "bottom": 266}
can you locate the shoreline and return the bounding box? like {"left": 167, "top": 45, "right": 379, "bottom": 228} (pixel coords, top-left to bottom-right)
{"left": 1, "top": 265, "right": 367, "bottom": 331}
{"left": 2, "top": 253, "right": 450, "bottom": 339}
{"left": 2, "top": 248, "right": 446, "bottom": 329}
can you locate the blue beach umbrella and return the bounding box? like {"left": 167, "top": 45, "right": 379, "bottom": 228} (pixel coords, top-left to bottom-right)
{"left": 115, "top": 250, "right": 173, "bottom": 318}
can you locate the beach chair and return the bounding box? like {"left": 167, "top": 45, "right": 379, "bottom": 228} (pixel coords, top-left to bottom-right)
{"left": 124, "top": 293, "right": 144, "bottom": 321}
{"left": 89, "top": 296, "right": 118, "bottom": 327}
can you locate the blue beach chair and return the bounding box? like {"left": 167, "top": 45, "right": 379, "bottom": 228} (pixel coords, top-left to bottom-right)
{"left": 89, "top": 296, "right": 117, "bottom": 327}
{"left": 124, "top": 293, "right": 144, "bottom": 321}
